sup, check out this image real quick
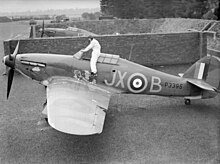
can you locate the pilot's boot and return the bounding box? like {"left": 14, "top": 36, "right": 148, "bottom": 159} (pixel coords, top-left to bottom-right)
{"left": 89, "top": 72, "right": 97, "bottom": 83}
{"left": 91, "top": 72, "right": 97, "bottom": 76}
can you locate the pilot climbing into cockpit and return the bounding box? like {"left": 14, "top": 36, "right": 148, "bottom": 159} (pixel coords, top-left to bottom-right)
{"left": 80, "top": 36, "right": 101, "bottom": 81}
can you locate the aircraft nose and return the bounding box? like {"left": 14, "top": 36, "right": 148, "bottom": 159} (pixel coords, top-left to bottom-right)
{"left": 2, "top": 55, "right": 14, "bottom": 68}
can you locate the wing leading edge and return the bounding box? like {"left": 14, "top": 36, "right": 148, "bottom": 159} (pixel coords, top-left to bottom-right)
{"left": 46, "top": 77, "right": 112, "bottom": 135}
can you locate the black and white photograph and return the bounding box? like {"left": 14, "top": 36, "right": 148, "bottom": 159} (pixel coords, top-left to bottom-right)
{"left": 0, "top": 0, "right": 220, "bottom": 163}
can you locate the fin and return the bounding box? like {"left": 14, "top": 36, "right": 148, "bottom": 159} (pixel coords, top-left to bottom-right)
{"left": 183, "top": 55, "right": 220, "bottom": 91}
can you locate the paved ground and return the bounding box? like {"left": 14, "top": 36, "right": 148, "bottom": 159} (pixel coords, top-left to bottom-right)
{"left": 0, "top": 63, "right": 219, "bottom": 164}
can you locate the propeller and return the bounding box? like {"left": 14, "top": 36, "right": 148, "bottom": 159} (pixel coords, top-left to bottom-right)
{"left": 6, "top": 41, "right": 20, "bottom": 99}
{"left": 7, "top": 68, "right": 14, "bottom": 99}
{"left": 41, "top": 20, "right": 45, "bottom": 38}
{"left": 29, "top": 25, "right": 33, "bottom": 38}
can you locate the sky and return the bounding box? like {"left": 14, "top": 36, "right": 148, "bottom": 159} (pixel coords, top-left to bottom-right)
{"left": 0, "top": 0, "right": 100, "bottom": 13}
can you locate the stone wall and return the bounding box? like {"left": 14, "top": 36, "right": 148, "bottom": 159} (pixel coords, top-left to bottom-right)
{"left": 4, "top": 31, "right": 206, "bottom": 67}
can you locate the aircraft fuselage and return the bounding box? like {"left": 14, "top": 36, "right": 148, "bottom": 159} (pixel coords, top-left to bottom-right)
{"left": 15, "top": 53, "right": 200, "bottom": 97}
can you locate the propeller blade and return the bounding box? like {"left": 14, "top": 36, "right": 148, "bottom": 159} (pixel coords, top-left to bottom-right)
{"left": 7, "top": 68, "right": 14, "bottom": 99}
{"left": 8, "top": 41, "right": 20, "bottom": 64}
{"left": 41, "top": 20, "right": 45, "bottom": 37}
{"left": 12, "top": 41, "right": 20, "bottom": 57}
{"left": 9, "top": 41, "right": 19, "bottom": 64}
{"left": 29, "top": 26, "right": 34, "bottom": 38}
{"left": 6, "top": 41, "right": 19, "bottom": 99}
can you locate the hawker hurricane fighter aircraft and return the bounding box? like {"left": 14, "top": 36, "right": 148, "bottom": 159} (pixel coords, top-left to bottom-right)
{"left": 3, "top": 42, "right": 220, "bottom": 135}
{"left": 39, "top": 21, "right": 96, "bottom": 37}
{"left": 39, "top": 26, "right": 97, "bottom": 37}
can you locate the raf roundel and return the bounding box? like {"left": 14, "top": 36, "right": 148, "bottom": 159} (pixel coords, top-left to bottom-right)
{"left": 127, "top": 73, "right": 148, "bottom": 93}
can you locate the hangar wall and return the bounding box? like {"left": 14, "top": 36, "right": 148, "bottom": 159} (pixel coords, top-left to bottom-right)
{"left": 4, "top": 31, "right": 206, "bottom": 67}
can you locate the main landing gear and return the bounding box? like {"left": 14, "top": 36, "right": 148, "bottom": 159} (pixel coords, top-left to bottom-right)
{"left": 184, "top": 99, "right": 191, "bottom": 105}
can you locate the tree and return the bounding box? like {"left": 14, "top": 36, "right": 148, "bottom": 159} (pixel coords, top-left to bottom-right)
{"left": 100, "top": 0, "right": 218, "bottom": 19}
{"left": 81, "top": 12, "right": 102, "bottom": 20}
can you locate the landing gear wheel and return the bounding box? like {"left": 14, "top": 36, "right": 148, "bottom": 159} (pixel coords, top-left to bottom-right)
{"left": 184, "top": 99, "right": 191, "bottom": 105}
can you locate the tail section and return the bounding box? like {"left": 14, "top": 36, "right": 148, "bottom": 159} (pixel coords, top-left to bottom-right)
{"left": 183, "top": 55, "right": 220, "bottom": 89}
{"left": 183, "top": 55, "right": 220, "bottom": 98}
{"left": 205, "top": 56, "right": 220, "bottom": 91}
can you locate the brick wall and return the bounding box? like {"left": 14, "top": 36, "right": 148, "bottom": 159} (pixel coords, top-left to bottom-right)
{"left": 4, "top": 32, "right": 206, "bottom": 66}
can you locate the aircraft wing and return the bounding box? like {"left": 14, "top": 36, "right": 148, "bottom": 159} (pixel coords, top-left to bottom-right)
{"left": 186, "top": 78, "right": 218, "bottom": 92}
{"left": 46, "top": 77, "right": 112, "bottom": 135}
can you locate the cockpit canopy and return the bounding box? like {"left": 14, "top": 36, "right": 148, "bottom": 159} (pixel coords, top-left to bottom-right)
{"left": 97, "top": 53, "right": 120, "bottom": 65}
{"left": 73, "top": 51, "right": 120, "bottom": 65}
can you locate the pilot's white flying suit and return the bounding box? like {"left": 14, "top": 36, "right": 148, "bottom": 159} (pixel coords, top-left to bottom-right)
{"left": 81, "top": 38, "right": 101, "bottom": 74}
